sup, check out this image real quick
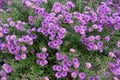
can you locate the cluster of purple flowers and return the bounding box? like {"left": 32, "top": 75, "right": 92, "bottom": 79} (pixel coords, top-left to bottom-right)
{"left": 0, "top": 63, "right": 12, "bottom": 80}
{"left": 8, "top": 18, "right": 26, "bottom": 31}
{"left": 52, "top": 50, "right": 100, "bottom": 80}
{"left": 36, "top": 47, "right": 48, "bottom": 66}
{"left": 22, "top": 0, "right": 47, "bottom": 8}
{"left": 73, "top": 0, "right": 120, "bottom": 52}
{"left": 0, "top": 0, "right": 9, "bottom": 9}
{"left": 81, "top": 36, "right": 104, "bottom": 52}
{"left": 0, "top": 18, "right": 38, "bottom": 61}
{"left": 52, "top": 52, "right": 81, "bottom": 79}
{"left": 23, "top": 0, "right": 120, "bottom": 52}
{"left": 106, "top": 49, "right": 120, "bottom": 80}
{"left": 0, "top": 24, "right": 9, "bottom": 38}
{"left": 108, "top": 59, "right": 120, "bottom": 80}
{"left": 36, "top": 1, "right": 75, "bottom": 49}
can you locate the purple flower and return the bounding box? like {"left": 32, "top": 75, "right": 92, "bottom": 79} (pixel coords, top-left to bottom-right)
{"left": 55, "top": 72, "right": 62, "bottom": 79}
{"left": 15, "top": 54, "right": 21, "bottom": 60}
{"left": 104, "top": 71, "right": 110, "bottom": 78}
{"left": 61, "top": 71, "right": 68, "bottom": 77}
{"left": 21, "top": 53, "right": 27, "bottom": 60}
{"left": 88, "top": 36, "right": 95, "bottom": 41}
{"left": 1, "top": 76, "right": 7, "bottom": 80}
{"left": 74, "top": 62, "right": 80, "bottom": 68}
{"left": 79, "top": 72, "right": 86, "bottom": 79}
{"left": 9, "top": 21, "right": 15, "bottom": 27}
{"left": 104, "top": 36, "right": 110, "bottom": 42}
{"left": 92, "top": 24, "right": 98, "bottom": 29}
{"left": 86, "top": 62, "right": 92, "bottom": 69}
{"left": 113, "top": 76, "right": 119, "bottom": 80}
{"left": 56, "top": 66, "right": 62, "bottom": 72}
{"left": 70, "top": 48, "right": 76, "bottom": 53}
{"left": 42, "top": 47, "right": 47, "bottom": 52}
{"left": 21, "top": 46, "right": 27, "bottom": 52}
{"left": 67, "top": 60, "right": 73, "bottom": 67}
{"left": 88, "top": 76, "right": 95, "bottom": 80}
{"left": 56, "top": 52, "right": 63, "bottom": 61}
{"left": 117, "top": 42, "right": 120, "bottom": 48}
{"left": 95, "top": 75, "right": 100, "bottom": 80}
{"left": 71, "top": 71, "right": 77, "bottom": 78}
{"left": 62, "top": 60, "right": 67, "bottom": 66}
{"left": 95, "top": 35, "right": 101, "bottom": 40}
{"left": 40, "top": 60, "right": 48, "bottom": 66}
{"left": 66, "top": 1, "right": 75, "bottom": 9}
{"left": 62, "top": 54, "right": 68, "bottom": 61}
{"left": 43, "top": 76, "right": 49, "bottom": 80}
{"left": 74, "top": 26, "right": 80, "bottom": 33}
{"left": 2, "top": 63, "right": 12, "bottom": 73}
{"left": 30, "top": 34, "right": 37, "bottom": 39}
{"left": 52, "top": 65, "right": 57, "bottom": 71}
{"left": 0, "top": 70, "right": 7, "bottom": 77}
{"left": 7, "top": 17, "right": 12, "bottom": 22}
{"left": 108, "top": 52, "right": 116, "bottom": 58}
{"left": 10, "top": 35, "right": 16, "bottom": 40}
{"left": 62, "top": 66, "right": 69, "bottom": 72}
{"left": 3, "top": 28, "right": 9, "bottom": 34}
{"left": 72, "top": 58, "right": 79, "bottom": 63}
{"left": 0, "top": 32, "right": 3, "bottom": 37}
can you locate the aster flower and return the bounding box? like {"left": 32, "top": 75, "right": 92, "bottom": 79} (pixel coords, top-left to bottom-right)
{"left": 61, "top": 71, "right": 68, "bottom": 77}
{"left": 62, "top": 54, "right": 68, "bottom": 61}
{"left": 56, "top": 52, "right": 63, "bottom": 61}
{"left": 0, "top": 70, "right": 6, "bottom": 77}
{"left": 95, "top": 35, "right": 101, "bottom": 40}
{"left": 21, "top": 46, "right": 27, "bottom": 52}
{"left": 56, "top": 66, "right": 62, "bottom": 72}
{"left": 43, "top": 76, "right": 49, "bottom": 80}
{"left": 10, "top": 35, "right": 16, "bottom": 40}
{"left": 24, "top": 0, "right": 34, "bottom": 8}
{"left": 0, "top": 32, "right": 3, "bottom": 37}
{"left": 85, "top": 62, "right": 92, "bottom": 69}
{"left": 21, "top": 53, "right": 27, "bottom": 60}
{"left": 79, "top": 72, "right": 86, "bottom": 79}
{"left": 1, "top": 76, "right": 7, "bottom": 80}
{"left": 88, "top": 36, "right": 95, "bottom": 41}
{"left": 62, "top": 66, "right": 69, "bottom": 72}
{"left": 71, "top": 71, "right": 77, "bottom": 78}
{"left": 55, "top": 72, "right": 62, "bottom": 79}
{"left": 92, "top": 24, "right": 98, "bottom": 29}
{"left": 88, "top": 76, "right": 95, "bottom": 80}
{"left": 42, "top": 47, "right": 47, "bottom": 52}
{"left": 40, "top": 60, "right": 48, "bottom": 66}
{"left": 7, "top": 17, "right": 12, "bottom": 22}
{"left": 9, "top": 21, "right": 15, "bottom": 27}
{"left": 62, "top": 60, "right": 68, "bottom": 66}
{"left": 52, "top": 65, "right": 57, "bottom": 71}
{"left": 67, "top": 60, "right": 73, "bottom": 67}
{"left": 104, "top": 71, "right": 110, "bottom": 78}
{"left": 2, "top": 63, "right": 12, "bottom": 73}
{"left": 95, "top": 75, "right": 100, "bottom": 80}
{"left": 15, "top": 54, "right": 21, "bottom": 60}
{"left": 74, "top": 62, "right": 80, "bottom": 69}
{"left": 104, "top": 36, "right": 110, "bottom": 42}
{"left": 117, "top": 41, "right": 120, "bottom": 48}
{"left": 113, "top": 76, "right": 119, "bottom": 80}
{"left": 108, "top": 52, "right": 116, "bottom": 58}
{"left": 70, "top": 48, "right": 76, "bottom": 53}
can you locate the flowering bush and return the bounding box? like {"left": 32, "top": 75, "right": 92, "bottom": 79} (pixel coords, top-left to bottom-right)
{"left": 0, "top": 0, "right": 120, "bottom": 80}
